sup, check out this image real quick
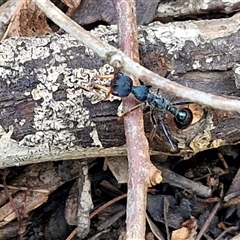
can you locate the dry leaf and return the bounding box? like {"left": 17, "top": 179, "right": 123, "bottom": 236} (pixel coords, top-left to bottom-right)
{"left": 6, "top": 0, "right": 52, "bottom": 38}
{"left": 61, "top": 0, "right": 81, "bottom": 9}
{"left": 171, "top": 227, "right": 189, "bottom": 240}
{"left": 107, "top": 156, "right": 128, "bottom": 183}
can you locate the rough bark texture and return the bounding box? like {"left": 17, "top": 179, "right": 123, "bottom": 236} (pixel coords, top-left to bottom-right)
{"left": 156, "top": 0, "right": 240, "bottom": 18}
{"left": 65, "top": 0, "right": 240, "bottom": 26}
{"left": 1, "top": 15, "right": 240, "bottom": 168}
{"left": 71, "top": 0, "right": 160, "bottom": 25}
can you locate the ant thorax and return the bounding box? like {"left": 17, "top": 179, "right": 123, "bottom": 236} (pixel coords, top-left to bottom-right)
{"left": 131, "top": 85, "right": 149, "bottom": 102}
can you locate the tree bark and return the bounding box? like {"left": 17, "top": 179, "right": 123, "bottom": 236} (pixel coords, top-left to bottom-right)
{"left": 156, "top": 0, "right": 240, "bottom": 19}
{"left": 0, "top": 14, "right": 240, "bottom": 168}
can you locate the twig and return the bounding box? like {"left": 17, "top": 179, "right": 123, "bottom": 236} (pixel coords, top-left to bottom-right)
{"left": 97, "top": 208, "right": 126, "bottom": 231}
{"left": 2, "top": 170, "right": 26, "bottom": 240}
{"left": 1, "top": 0, "right": 24, "bottom": 40}
{"left": 66, "top": 194, "right": 127, "bottom": 240}
{"left": 0, "top": 183, "right": 49, "bottom": 193}
{"left": 114, "top": 1, "right": 161, "bottom": 239}
{"left": 218, "top": 152, "right": 229, "bottom": 170}
{"left": 203, "top": 233, "right": 215, "bottom": 240}
{"left": 215, "top": 226, "right": 238, "bottom": 240}
{"left": 157, "top": 165, "right": 212, "bottom": 198}
{"left": 163, "top": 197, "right": 170, "bottom": 240}
{"left": 195, "top": 201, "right": 221, "bottom": 240}
{"left": 34, "top": 0, "right": 240, "bottom": 113}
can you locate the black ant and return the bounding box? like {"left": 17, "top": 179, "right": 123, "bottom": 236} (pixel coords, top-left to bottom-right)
{"left": 94, "top": 71, "right": 193, "bottom": 151}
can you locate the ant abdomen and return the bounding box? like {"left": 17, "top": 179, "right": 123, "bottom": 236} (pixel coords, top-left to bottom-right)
{"left": 174, "top": 108, "right": 193, "bottom": 129}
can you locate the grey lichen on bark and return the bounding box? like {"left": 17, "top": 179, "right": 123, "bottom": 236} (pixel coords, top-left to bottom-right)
{"left": 0, "top": 30, "right": 124, "bottom": 168}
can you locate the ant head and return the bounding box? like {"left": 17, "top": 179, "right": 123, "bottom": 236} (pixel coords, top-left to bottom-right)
{"left": 111, "top": 72, "right": 133, "bottom": 97}
{"left": 174, "top": 108, "right": 193, "bottom": 129}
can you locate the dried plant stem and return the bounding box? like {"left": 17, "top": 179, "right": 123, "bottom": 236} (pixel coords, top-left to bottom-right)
{"left": 195, "top": 201, "right": 221, "bottom": 240}
{"left": 113, "top": 0, "right": 161, "bottom": 239}
{"left": 34, "top": 0, "right": 240, "bottom": 113}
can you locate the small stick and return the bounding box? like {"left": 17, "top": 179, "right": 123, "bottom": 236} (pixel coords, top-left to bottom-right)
{"left": 195, "top": 201, "right": 221, "bottom": 240}
{"left": 163, "top": 197, "right": 170, "bottom": 240}
{"left": 218, "top": 152, "right": 229, "bottom": 170}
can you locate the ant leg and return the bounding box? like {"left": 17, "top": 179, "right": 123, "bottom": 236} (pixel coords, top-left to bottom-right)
{"left": 93, "top": 74, "right": 115, "bottom": 100}
{"left": 72, "top": 84, "right": 103, "bottom": 99}
{"left": 95, "top": 74, "right": 115, "bottom": 79}
{"left": 118, "top": 102, "right": 144, "bottom": 121}
{"left": 148, "top": 111, "right": 168, "bottom": 146}
{"left": 158, "top": 114, "right": 177, "bottom": 151}
{"left": 92, "top": 83, "right": 112, "bottom": 99}
{"left": 149, "top": 110, "right": 158, "bottom": 142}
{"left": 148, "top": 111, "right": 177, "bottom": 151}
{"left": 172, "top": 101, "right": 193, "bottom": 106}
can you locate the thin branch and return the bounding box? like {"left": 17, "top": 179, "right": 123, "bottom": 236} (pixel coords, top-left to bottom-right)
{"left": 34, "top": 0, "right": 240, "bottom": 113}
{"left": 195, "top": 201, "right": 221, "bottom": 240}
{"left": 66, "top": 194, "right": 128, "bottom": 240}
{"left": 113, "top": 0, "right": 161, "bottom": 239}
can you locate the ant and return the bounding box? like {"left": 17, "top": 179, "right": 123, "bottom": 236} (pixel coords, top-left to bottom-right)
{"left": 94, "top": 71, "right": 193, "bottom": 151}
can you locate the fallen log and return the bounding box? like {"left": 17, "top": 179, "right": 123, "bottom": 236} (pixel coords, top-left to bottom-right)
{"left": 0, "top": 15, "right": 240, "bottom": 168}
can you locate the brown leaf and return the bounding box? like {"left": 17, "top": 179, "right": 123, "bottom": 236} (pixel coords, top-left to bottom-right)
{"left": 171, "top": 227, "right": 189, "bottom": 240}
{"left": 6, "top": 0, "right": 52, "bottom": 38}
{"left": 61, "top": 0, "right": 81, "bottom": 9}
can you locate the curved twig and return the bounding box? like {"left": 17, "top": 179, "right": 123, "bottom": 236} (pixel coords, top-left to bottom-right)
{"left": 34, "top": 0, "right": 240, "bottom": 113}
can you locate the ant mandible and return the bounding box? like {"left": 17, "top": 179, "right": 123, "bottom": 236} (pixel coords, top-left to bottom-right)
{"left": 94, "top": 71, "right": 193, "bottom": 151}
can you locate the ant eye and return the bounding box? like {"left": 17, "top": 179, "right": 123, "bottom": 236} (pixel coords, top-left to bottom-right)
{"left": 174, "top": 108, "right": 193, "bottom": 129}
